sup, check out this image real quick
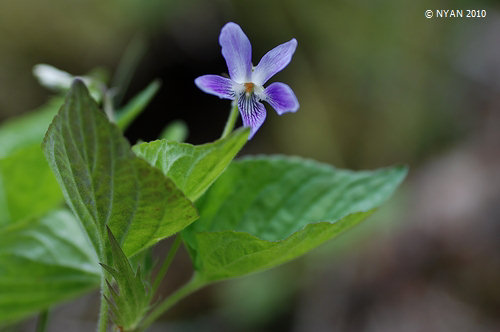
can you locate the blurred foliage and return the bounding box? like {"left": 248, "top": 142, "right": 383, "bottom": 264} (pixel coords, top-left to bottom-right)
{"left": 0, "top": 0, "right": 499, "bottom": 330}
{"left": 1, "top": 0, "right": 493, "bottom": 169}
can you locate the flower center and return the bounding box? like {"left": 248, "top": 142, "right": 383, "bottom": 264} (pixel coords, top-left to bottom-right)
{"left": 244, "top": 82, "right": 255, "bottom": 93}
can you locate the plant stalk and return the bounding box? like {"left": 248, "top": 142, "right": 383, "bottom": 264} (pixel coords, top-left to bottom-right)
{"left": 97, "top": 244, "right": 112, "bottom": 332}
{"left": 36, "top": 309, "right": 49, "bottom": 332}
{"left": 112, "top": 34, "right": 147, "bottom": 107}
{"left": 140, "top": 274, "right": 206, "bottom": 331}
{"left": 151, "top": 235, "right": 182, "bottom": 295}
{"left": 221, "top": 102, "right": 239, "bottom": 138}
{"left": 97, "top": 270, "right": 111, "bottom": 332}
{"left": 103, "top": 90, "right": 115, "bottom": 122}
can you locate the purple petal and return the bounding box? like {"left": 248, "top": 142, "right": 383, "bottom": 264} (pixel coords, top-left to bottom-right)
{"left": 265, "top": 82, "right": 299, "bottom": 115}
{"left": 194, "top": 75, "right": 235, "bottom": 100}
{"left": 219, "top": 22, "right": 252, "bottom": 84}
{"left": 238, "top": 94, "right": 267, "bottom": 139}
{"left": 252, "top": 38, "right": 297, "bottom": 85}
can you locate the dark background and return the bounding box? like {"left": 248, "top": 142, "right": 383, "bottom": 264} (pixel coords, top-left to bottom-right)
{"left": 1, "top": 0, "right": 499, "bottom": 331}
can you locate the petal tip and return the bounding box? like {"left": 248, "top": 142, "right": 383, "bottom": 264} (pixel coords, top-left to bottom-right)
{"left": 222, "top": 22, "right": 240, "bottom": 30}
{"left": 288, "top": 101, "right": 300, "bottom": 113}
{"left": 287, "top": 38, "right": 298, "bottom": 56}
{"left": 219, "top": 22, "right": 245, "bottom": 46}
{"left": 264, "top": 82, "right": 299, "bottom": 115}
{"left": 246, "top": 123, "right": 261, "bottom": 140}
{"left": 194, "top": 76, "right": 202, "bottom": 87}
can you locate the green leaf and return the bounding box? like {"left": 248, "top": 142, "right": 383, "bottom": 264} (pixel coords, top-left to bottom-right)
{"left": 133, "top": 128, "right": 249, "bottom": 202}
{"left": 0, "top": 145, "right": 63, "bottom": 226}
{"left": 0, "top": 209, "right": 100, "bottom": 324}
{"left": 159, "top": 120, "right": 188, "bottom": 142}
{"left": 102, "top": 228, "right": 152, "bottom": 331}
{"left": 0, "top": 97, "right": 62, "bottom": 158}
{"left": 115, "top": 80, "right": 160, "bottom": 131}
{"left": 0, "top": 98, "right": 65, "bottom": 227}
{"left": 42, "top": 80, "right": 198, "bottom": 259}
{"left": 182, "top": 156, "right": 407, "bottom": 282}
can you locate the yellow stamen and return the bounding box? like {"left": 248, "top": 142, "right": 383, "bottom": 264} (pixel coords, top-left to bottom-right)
{"left": 244, "top": 82, "right": 254, "bottom": 93}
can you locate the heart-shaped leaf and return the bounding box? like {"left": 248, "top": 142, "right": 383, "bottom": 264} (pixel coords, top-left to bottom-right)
{"left": 42, "top": 80, "right": 198, "bottom": 259}
{"left": 182, "top": 156, "right": 407, "bottom": 282}
{"left": 0, "top": 210, "right": 100, "bottom": 324}
{"left": 133, "top": 128, "right": 249, "bottom": 202}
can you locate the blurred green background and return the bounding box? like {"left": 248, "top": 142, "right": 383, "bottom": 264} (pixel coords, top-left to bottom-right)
{"left": 1, "top": 0, "right": 499, "bottom": 331}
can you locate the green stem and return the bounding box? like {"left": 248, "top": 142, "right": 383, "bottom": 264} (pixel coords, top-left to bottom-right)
{"left": 140, "top": 274, "right": 206, "bottom": 331}
{"left": 36, "top": 309, "right": 49, "bottom": 332}
{"left": 151, "top": 235, "right": 182, "bottom": 295}
{"left": 112, "top": 34, "right": 147, "bottom": 107}
{"left": 221, "top": 102, "right": 239, "bottom": 138}
{"left": 103, "top": 90, "right": 115, "bottom": 122}
{"left": 97, "top": 264, "right": 111, "bottom": 332}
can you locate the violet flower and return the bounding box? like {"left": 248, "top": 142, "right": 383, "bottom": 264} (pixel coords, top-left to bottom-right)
{"left": 195, "top": 22, "right": 299, "bottom": 139}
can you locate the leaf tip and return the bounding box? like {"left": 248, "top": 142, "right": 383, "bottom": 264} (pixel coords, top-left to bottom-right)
{"left": 394, "top": 164, "right": 409, "bottom": 180}
{"left": 71, "top": 78, "right": 87, "bottom": 89}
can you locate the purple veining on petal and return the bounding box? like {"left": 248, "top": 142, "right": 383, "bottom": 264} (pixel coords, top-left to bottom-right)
{"left": 252, "top": 39, "right": 298, "bottom": 86}
{"left": 219, "top": 22, "right": 252, "bottom": 84}
{"left": 238, "top": 93, "right": 267, "bottom": 139}
{"left": 265, "top": 82, "right": 299, "bottom": 115}
{"left": 195, "top": 23, "right": 299, "bottom": 140}
{"left": 194, "top": 75, "right": 236, "bottom": 100}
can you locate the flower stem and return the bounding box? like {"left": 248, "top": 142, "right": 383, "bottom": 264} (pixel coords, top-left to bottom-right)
{"left": 140, "top": 274, "right": 207, "bottom": 331}
{"left": 151, "top": 235, "right": 182, "bottom": 295}
{"left": 221, "top": 102, "right": 239, "bottom": 138}
{"left": 36, "top": 309, "right": 49, "bottom": 332}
